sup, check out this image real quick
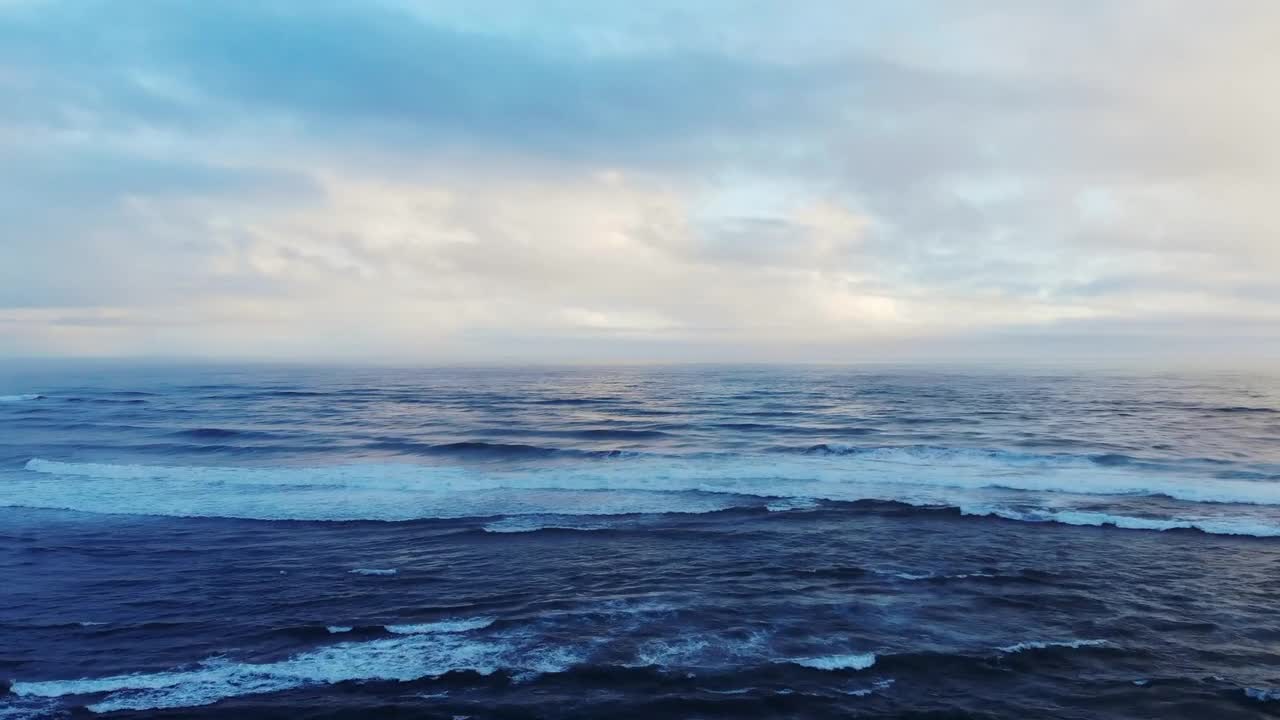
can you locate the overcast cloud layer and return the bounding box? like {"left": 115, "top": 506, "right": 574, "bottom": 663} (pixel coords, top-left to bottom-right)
{"left": 2, "top": 0, "right": 1278, "bottom": 363}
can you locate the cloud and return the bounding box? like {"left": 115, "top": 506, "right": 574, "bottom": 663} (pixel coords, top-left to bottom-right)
{"left": 0, "top": 0, "right": 1278, "bottom": 362}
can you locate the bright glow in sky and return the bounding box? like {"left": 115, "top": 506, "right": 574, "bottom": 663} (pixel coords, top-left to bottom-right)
{"left": 2, "top": 1, "right": 1278, "bottom": 362}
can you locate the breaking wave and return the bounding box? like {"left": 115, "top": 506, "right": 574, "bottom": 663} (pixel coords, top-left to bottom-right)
{"left": 10, "top": 627, "right": 577, "bottom": 713}
{"left": 7, "top": 451, "right": 1280, "bottom": 536}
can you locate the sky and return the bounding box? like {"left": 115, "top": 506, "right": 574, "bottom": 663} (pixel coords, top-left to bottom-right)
{"left": 1, "top": 0, "right": 1278, "bottom": 363}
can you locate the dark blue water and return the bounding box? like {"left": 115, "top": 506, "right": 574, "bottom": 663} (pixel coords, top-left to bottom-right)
{"left": 2, "top": 363, "right": 1280, "bottom": 718}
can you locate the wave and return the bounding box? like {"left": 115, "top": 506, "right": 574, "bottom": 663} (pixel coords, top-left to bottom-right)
{"left": 385, "top": 617, "right": 494, "bottom": 634}
{"left": 362, "top": 440, "right": 570, "bottom": 459}
{"left": 11, "top": 452, "right": 1280, "bottom": 536}
{"left": 349, "top": 568, "right": 397, "bottom": 576}
{"left": 997, "top": 639, "right": 1108, "bottom": 654}
{"left": 721, "top": 424, "right": 878, "bottom": 436}
{"left": 0, "top": 394, "right": 42, "bottom": 402}
{"left": 0, "top": 622, "right": 1134, "bottom": 716}
{"left": 790, "top": 444, "right": 1162, "bottom": 469}
{"left": 62, "top": 396, "right": 149, "bottom": 404}
{"left": 530, "top": 397, "right": 613, "bottom": 406}
{"left": 0, "top": 698, "right": 62, "bottom": 720}
{"left": 869, "top": 568, "right": 998, "bottom": 582}
{"left": 785, "top": 653, "right": 876, "bottom": 671}
{"left": 765, "top": 497, "right": 820, "bottom": 512}
{"left": 367, "top": 440, "right": 556, "bottom": 457}
{"left": 1246, "top": 687, "right": 1280, "bottom": 702}
{"left": 10, "top": 627, "right": 580, "bottom": 713}
{"left": 166, "top": 428, "right": 280, "bottom": 441}
{"left": 482, "top": 517, "right": 619, "bottom": 533}
{"left": 961, "top": 506, "right": 1280, "bottom": 538}
{"left": 563, "top": 428, "right": 671, "bottom": 440}
{"left": 1213, "top": 406, "right": 1277, "bottom": 414}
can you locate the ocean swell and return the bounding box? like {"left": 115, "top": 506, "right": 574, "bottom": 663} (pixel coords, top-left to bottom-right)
{"left": 8, "top": 451, "right": 1280, "bottom": 536}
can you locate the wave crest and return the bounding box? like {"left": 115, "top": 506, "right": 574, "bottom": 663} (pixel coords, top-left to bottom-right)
{"left": 11, "top": 452, "right": 1280, "bottom": 536}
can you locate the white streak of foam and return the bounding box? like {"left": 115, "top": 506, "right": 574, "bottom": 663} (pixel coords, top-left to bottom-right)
{"left": 0, "top": 698, "right": 63, "bottom": 719}
{"left": 13, "top": 454, "right": 1280, "bottom": 537}
{"left": 0, "top": 393, "right": 41, "bottom": 402}
{"left": 349, "top": 568, "right": 397, "bottom": 576}
{"left": 998, "top": 639, "right": 1108, "bottom": 654}
{"left": 11, "top": 628, "right": 573, "bottom": 713}
{"left": 787, "top": 653, "right": 877, "bottom": 671}
{"left": 325, "top": 626, "right": 352, "bottom": 634}
{"left": 1246, "top": 688, "right": 1280, "bottom": 702}
{"left": 626, "top": 637, "right": 711, "bottom": 668}
{"left": 963, "top": 506, "right": 1280, "bottom": 538}
{"left": 385, "top": 618, "right": 494, "bottom": 634}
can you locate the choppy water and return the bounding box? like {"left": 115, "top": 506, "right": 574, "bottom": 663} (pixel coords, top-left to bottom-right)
{"left": 2, "top": 364, "right": 1279, "bottom": 718}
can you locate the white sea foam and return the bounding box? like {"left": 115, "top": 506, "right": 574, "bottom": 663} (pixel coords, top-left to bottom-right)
{"left": 963, "top": 506, "right": 1280, "bottom": 537}
{"left": 10, "top": 454, "right": 1280, "bottom": 536}
{"left": 626, "top": 630, "right": 771, "bottom": 669}
{"left": 843, "top": 678, "right": 895, "bottom": 696}
{"left": 1246, "top": 687, "right": 1280, "bottom": 702}
{"left": 626, "top": 637, "right": 711, "bottom": 668}
{"left": 874, "top": 569, "right": 999, "bottom": 581}
{"left": 0, "top": 393, "right": 41, "bottom": 402}
{"left": 325, "top": 626, "right": 352, "bottom": 634}
{"left": 349, "top": 568, "right": 397, "bottom": 576}
{"left": 11, "top": 628, "right": 576, "bottom": 713}
{"left": 385, "top": 617, "right": 494, "bottom": 634}
{"left": 787, "top": 653, "right": 877, "bottom": 671}
{"left": 878, "top": 570, "right": 933, "bottom": 581}
{"left": 998, "top": 639, "right": 1108, "bottom": 654}
{"left": 0, "top": 697, "right": 63, "bottom": 719}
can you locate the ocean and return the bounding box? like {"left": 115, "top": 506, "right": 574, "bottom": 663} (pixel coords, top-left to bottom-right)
{"left": 2, "top": 363, "right": 1279, "bottom": 719}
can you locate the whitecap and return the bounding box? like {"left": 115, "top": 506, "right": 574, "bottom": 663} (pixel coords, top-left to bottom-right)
{"left": 786, "top": 653, "right": 877, "bottom": 671}
{"left": 625, "top": 630, "right": 770, "bottom": 669}
{"left": 876, "top": 570, "right": 932, "bottom": 581}
{"left": 0, "top": 697, "right": 63, "bottom": 719}
{"left": 625, "top": 637, "right": 711, "bottom": 668}
{"left": 998, "top": 639, "right": 1108, "bottom": 654}
{"left": 349, "top": 568, "right": 397, "bottom": 576}
{"left": 325, "top": 626, "right": 352, "bottom": 634}
{"left": 13, "top": 454, "right": 1280, "bottom": 537}
{"left": 963, "top": 506, "right": 1280, "bottom": 538}
{"left": 873, "top": 568, "right": 998, "bottom": 581}
{"left": 1246, "top": 687, "right": 1280, "bottom": 702}
{"left": 0, "top": 393, "right": 42, "bottom": 402}
{"left": 11, "top": 629, "right": 574, "bottom": 713}
{"left": 385, "top": 617, "right": 494, "bottom": 634}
